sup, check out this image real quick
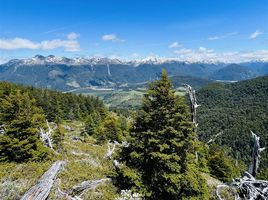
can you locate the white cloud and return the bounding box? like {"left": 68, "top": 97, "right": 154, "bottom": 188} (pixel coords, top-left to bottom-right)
{"left": 174, "top": 48, "right": 192, "bottom": 55}
{"left": 174, "top": 47, "right": 268, "bottom": 63}
{"left": 198, "top": 46, "right": 214, "bottom": 53}
{"left": 208, "top": 36, "right": 220, "bottom": 40}
{"left": 249, "top": 30, "right": 262, "bottom": 39}
{"left": 67, "top": 32, "right": 80, "bottom": 40}
{"left": 0, "top": 37, "right": 81, "bottom": 52}
{"left": 40, "top": 39, "right": 80, "bottom": 52}
{"left": 102, "top": 34, "right": 125, "bottom": 42}
{"left": 0, "top": 38, "right": 39, "bottom": 50}
{"left": 208, "top": 32, "right": 239, "bottom": 41}
{"left": 168, "top": 42, "right": 182, "bottom": 48}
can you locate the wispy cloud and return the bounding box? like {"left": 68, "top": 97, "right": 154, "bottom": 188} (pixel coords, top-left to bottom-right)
{"left": 102, "top": 34, "right": 125, "bottom": 42}
{"left": 41, "top": 27, "right": 70, "bottom": 35}
{"left": 130, "top": 53, "right": 140, "bottom": 58}
{"left": 168, "top": 42, "right": 182, "bottom": 48}
{"left": 173, "top": 47, "right": 268, "bottom": 62}
{"left": 208, "top": 32, "right": 238, "bottom": 40}
{"left": 67, "top": 32, "right": 80, "bottom": 40}
{"left": 207, "top": 36, "right": 221, "bottom": 41}
{"left": 0, "top": 37, "right": 81, "bottom": 52}
{"left": 249, "top": 30, "right": 263, "bottom": 39}
{"left": 174, "top": 48, "right": 192, "bottom": 54}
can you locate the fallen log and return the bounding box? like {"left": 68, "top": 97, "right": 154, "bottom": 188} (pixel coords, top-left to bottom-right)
{"left": 20, "top": 160, "right": 66, "bottom": 200}
{"left": 57, "top": 178, "right": 111, "bottom": 199}
{"left": 71, "top": 178, "right": 111, "bottom": 195}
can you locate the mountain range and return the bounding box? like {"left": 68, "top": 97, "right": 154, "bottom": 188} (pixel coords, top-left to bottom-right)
{"left": 0, "top": 55, "right": 267, "bottom": 91}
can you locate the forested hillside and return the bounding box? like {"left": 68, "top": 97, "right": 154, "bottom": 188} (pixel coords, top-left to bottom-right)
{"left": 0, "top": 82, "right": 105, "bottom": 121}
{"left": 197, "top": 76, "right": 268, "bottom": 175}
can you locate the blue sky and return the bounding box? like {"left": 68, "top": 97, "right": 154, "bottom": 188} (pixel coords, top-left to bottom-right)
{"left": 0, "top": 0, "right": 267, "bottom": 62}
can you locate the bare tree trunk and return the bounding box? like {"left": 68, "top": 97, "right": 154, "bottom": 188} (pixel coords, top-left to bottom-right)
{"left": 184, "top": 84, "right": 200, "bottom": 132}
{"left": 216, "top": 132, "right": 268, "bottom": 200}
{"left": 21, "top": 160, "right": 66, "bottom": 200}
{"left": 248, "top": 131, "right": 266, "bottom": 177}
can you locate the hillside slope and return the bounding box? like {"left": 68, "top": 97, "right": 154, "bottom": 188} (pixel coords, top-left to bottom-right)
{"left": 197, "top": 76, "right": 268, "bottom": 169}
{"left": 210, "top": 64, "right": 257, "bottom": 81}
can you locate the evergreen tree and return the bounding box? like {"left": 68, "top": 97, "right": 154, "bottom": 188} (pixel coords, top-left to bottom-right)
{"left": 52, "top": 124, "right": 65, "bottom": 151}
{"left": 84, "top": 113, "right": 100, "bottom": 136}
{"left": 116, "top": 70, "right": 208, "bottom": 199}
{"left": 208, "top": 144, "right": 243, "bottom": 182}
{"left": 0, "top": 90, "right": 49, "bottom": 162}
{"left": 96, "top": 113, "right": 123, "bottom": 143}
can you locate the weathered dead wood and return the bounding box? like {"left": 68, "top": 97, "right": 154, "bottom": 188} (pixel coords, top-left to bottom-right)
{"left": 184, "top": 84, "right": 200, "bottom": 132}
{"left": 106, "top": 141, "right": 118, "bottom": 159}
{"left": 40, "top": 120, "right": 56, "bottom": 149}
{"left": 248, "top": 131, "right": 265, "bottom": 177}
{"left": 216, "top": 132, "right": 268, "bottom": 200}
{"left": 106, "top": 141, "right": 129, "bottom": 167}
{"left": 71, "top": 178, "right": 111, "bottom": 195}
{"left": 206, "top": 131, "right": 224, "bottom": 145}
{"left": 57, "top": 178, "right": 111, "bottom": 200}
{"left": 20, "top": 160, "right": 66, "bottom": 200}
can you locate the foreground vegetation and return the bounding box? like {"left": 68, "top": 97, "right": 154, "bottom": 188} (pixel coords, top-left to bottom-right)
{"left": 0, "top": 74, "right": 265, "bottom": 199}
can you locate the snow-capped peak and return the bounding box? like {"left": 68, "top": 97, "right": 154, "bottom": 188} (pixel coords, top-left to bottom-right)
{"left": 2, "top": 55, "right": 267, "bottom": 67}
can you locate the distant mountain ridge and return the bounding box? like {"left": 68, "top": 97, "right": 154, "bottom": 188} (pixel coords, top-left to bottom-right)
{"left": 0, "top": 55, "right": 267, "bottom": 91}
{"left": 210, "top": 64, "right": 258, "bottom": 81}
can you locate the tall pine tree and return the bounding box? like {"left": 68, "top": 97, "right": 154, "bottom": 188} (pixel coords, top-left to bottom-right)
{"left": 0, "top": 90, "right": 49, "bottom": 162}
{"left": 117, "top": 70, "right": 208, "bottom": 199}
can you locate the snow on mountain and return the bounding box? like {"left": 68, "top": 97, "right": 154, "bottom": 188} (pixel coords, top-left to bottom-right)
{"left": 2, "top": 55, "right": 268, "bottom": 67}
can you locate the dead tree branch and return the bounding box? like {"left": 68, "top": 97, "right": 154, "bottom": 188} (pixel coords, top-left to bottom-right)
{"left": 106, "top": 141, "right": 129, "bottom": 167}
{"left": 20, "top": 160, "right": 66, "bottom": 200}
{"left": 39, "top": 120, "right": 56, "bottom": 149}
{"left": 206, "top": 131, "right": 224, "bottom": 145}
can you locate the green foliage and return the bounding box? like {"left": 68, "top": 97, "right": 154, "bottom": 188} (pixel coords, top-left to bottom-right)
{"left": 95, "top": 113, "right": 123, "bottom": 143}
{"left": 83, "top": 112, "right": 102, "bottom": 137}
{"left": 197, "top": 76, "right": 268, "bottom": 172}
{"left": 52, "top": 124, "right": 65, "bottom": 151}
{"left": 0, "top": 81, "right": 106, "bottom": 121}
{"left": 116, "top": 70, "right": 209, "bottom": 200}
{"left": 257, "top": 168, "right": 268, "bottom": 180}
{"left": 0, "top": 161, "right": 53, "bottom": 200}
{"left": 207, "top": 145, "right": 244, "bottom": 182}
{"left": 0, "top": 90, "right": 49, "bottom": 162}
